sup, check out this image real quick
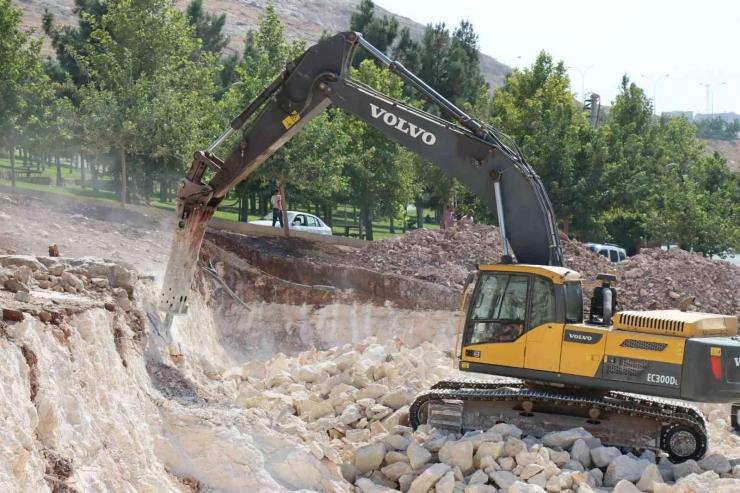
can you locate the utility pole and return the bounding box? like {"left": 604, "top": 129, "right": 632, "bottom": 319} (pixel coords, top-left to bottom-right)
{"left": 568, "top": 65, "right": 594, "bottom": 103}
{"left": 641, "top": 74, "right": 670, "bottom": 115}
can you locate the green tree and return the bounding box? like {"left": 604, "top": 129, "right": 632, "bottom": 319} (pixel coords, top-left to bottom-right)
{"left": 349, "top": 0, "right": 399, "bottom": 67}
{"left": 186, "top": 0, "right": 229, "bottom": 55}
{"left": 695, "top": 116, "right": 740, "bottom": 140}
{"left": 76, "top": 0, "right": 217, "bottom": 207}
{"left": 490, "top": 51, "right": 600, "bottom": 236}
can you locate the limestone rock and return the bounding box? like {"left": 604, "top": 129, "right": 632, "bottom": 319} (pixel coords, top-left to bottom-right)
{"left": 671, "top": 460, "right": 703, "bottom": 481}
{"left": 605, "top": 456, "right": 649, "bottom": 487}
{"left": 463, "top": 484, "right": 497, "bottom": 493}
{"left": 498, "top": 457, "right": 516, "bottom": 471}
{"left": 522, "top": 464, "right": 546, "bottom": 480}
{"left": 385, "top": 434, "right": 411, "bottom": 452}
{"left": 439, "top": 440, "right": 475, "bottom": 474}
{"left": 571, "top": 440, "right": 591, "bottom": 468}
{"left": 698, "top": 454, "right": 731, "bottom": 474}
{"left": 356, "top": 442, "right": 386, "bottom": 473}
{"left": 505, "top": 437, "right": 528, "bottom": 457}
{"left": 476, "top": 442, "right": 505, "bottom": 463}
{"left": 509, "top": 482, "right": 547, "bottom": 493}
{"left": 489, "top": 470, "right": 519, "bottom": 490}
{"left": 408, "top": 442, "right": 432, "bottom": 470}
{"left": 528, "top": 471, "right": 548, "bottom": 488}
{"left": 490, "top": 423, "right": 523, "bottom": 439}
{"left": 382, "top": 389, "right": 415, "bottom": 410}
{"left": 468, "top": 469, "right": 489, "bottom": 484}
{"left": 435, "top": 472, "right": 456, "bottom": 493}
{"left": 542, "top": 429, "right": 592, "bottom": 449}
{"left": 590, "top": 447, "right": 623, "bottom": 468}
{"left": 408, "top": 463, "right": 451, "bottom": 493}
{"left": 382, "top": 462, "right": 414, "bottom": 482}
{"left": 613, "top": 480, "right": 642, "bottom": 493}
{"left": 635, "top": 464, "right": 664, "bottom": 492}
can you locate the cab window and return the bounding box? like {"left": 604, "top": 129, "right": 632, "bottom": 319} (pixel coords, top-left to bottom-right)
{"left": 609, "top": 250, "right": 618, "bottom": 263}
{"left": 468, "top": 274, "right": 528, "bottom": 344}
{"left": 618, "top": 250, "right": 626, "bottom": 262}
{"left": 565, "top": 282, "right": 584, "bottom": 323}
{"left": 529, "top": 276, "right": 555, "bottom": 329}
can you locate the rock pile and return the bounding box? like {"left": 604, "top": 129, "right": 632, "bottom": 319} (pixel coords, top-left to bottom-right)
{"left": 353, "top": 226, "right": 740, "bottom": 316}
{"left": 223, "top": 336, "right": 740, "bottom": 493}
{"left": 616, "top": 248, "right": 740, "bottom": 315}
{"left": 0, "top": 254, "right": 139, "bottom": 321}
{"left": 353, "top": 225, "right": 612, "bottom": 288}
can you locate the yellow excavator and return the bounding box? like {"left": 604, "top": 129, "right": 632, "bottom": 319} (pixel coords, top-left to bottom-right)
{"left": 158, "top": 32, "right": 740, "bottom": 462}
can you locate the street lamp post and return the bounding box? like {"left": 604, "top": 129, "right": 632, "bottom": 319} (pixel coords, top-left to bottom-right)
{"left": 503, "top": 55, "right": 521, "bottom": 73}
{"left": 568, "top": 65, "right": 594, "bottom": 103}
{"left": 641, "top": 74, "right": 669, "bottom": 115}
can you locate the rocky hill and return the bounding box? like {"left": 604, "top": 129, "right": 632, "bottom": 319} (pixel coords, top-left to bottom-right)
{"left": 704, "top": 139, "right": 740, "bottom": 172}
{"left": 13, "top": 0, "right": 511, "bottom": 88}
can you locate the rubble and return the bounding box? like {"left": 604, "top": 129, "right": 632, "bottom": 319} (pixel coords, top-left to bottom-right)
{"left": 353, "top": 225, "right": 740, "bottom": 315}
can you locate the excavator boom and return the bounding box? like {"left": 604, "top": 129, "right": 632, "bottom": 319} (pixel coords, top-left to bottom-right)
{"left": 159, "top": 31, "right": 562, "bottom": 314}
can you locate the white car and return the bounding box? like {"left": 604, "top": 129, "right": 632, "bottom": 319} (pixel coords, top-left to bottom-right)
{"left": 249, "top": 211, "right": 333, "bottom": 236}
{"left": 586, "top": 243, "right": 627, "bottom": 264}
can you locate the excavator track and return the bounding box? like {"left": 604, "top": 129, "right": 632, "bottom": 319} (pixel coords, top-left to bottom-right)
{"left": 411, "top": 378, "right": 707, "bottom": 462}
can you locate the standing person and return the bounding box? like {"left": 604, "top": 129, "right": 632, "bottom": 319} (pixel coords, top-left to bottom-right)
{"left": 460, "top": 209, "right": 474, "bottom": 225}
{"left": 271, "top": 188, "right": 283, "bottom": 227}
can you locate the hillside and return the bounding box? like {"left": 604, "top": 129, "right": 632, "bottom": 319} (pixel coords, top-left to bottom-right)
{"left": 704, "top": 139, "right": 740, "bottom": 172}
{"left": 12, "top": 0, "right": 511, "bottom": 89}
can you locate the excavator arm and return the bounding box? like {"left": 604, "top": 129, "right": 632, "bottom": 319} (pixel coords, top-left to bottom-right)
{"left": 159, "top": 32, "right": 562, "bottom": 315}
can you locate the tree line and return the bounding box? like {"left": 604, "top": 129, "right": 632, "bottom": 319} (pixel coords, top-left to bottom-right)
{"left": 1, "top": 0, "right": 738, "bottom": 254}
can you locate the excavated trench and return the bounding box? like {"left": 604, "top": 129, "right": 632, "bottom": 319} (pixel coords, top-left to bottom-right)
{"left": 199, "top": 231, "right": 462, "bottom": 361}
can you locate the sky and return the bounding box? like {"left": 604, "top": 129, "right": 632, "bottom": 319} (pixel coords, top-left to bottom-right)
{"left": 374, "top": 0, "right": 740, "bottom": 115}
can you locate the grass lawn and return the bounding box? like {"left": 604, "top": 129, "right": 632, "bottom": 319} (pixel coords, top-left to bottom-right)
{"left": 0, "top": 151, "right": 443, "bottom": 240}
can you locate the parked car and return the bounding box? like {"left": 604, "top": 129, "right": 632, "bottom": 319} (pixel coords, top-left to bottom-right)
{"left": 585, "top": 243, "right": 627, "bottom": 264}
{"left": 249, "top": 211, "right": 333, "bottom": 236}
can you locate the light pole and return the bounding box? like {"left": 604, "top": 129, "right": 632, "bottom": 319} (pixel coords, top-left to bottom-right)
{"left": 641, "top": 74, "right": 669, "bottom": 115}
{"left": 568, "top": 65, "right": 594, "bottom": 103}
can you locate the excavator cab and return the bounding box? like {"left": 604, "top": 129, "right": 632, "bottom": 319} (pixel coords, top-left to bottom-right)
{"left": 459, "top": 264, "right": 583, "bottom": 373}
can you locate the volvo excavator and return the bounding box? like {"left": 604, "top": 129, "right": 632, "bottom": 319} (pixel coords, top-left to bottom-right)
{"left": 158, "top": 32, "right": 740, "bottom": 462}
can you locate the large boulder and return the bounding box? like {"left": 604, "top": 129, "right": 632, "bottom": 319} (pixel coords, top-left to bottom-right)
{"left": 355, "top": 443, "right": 386, "bottom": 473}
{"left": 698, "top": 454, "right": 731, "bottom": 474}
{"left": 671, "top": 460, "right": 703, "bottom": 481}
{"left": 605, "top": 456, "right": 649, "bottom": 487}
{"left": 570, "top": 439, "right": 591, "bottom": 468}
{"left": 635, "top": 464, "right": 664, "bottom": 492}
{"left": 408, "top": 463, "right": 450, "bottom": 493}
{"left": 435, "top": 472, "right": 456, "bottom": 493}
{"left": 438, "top": 440, "right": 475, "bottom": 474}
{"left": 489, "top": 470, "right": 519, "bottom": 490}
{"left": 381, "top": 462, "right": 413, "bottom": 482}
{"left": 613, "top": 480, "right": 642, "bottom": 493}
{"left": 542, "top": 428, "right": 592, "bottom": 449}
{"left": 590, "top": 446, "right": 622, "bottom": 468}
{"left": 407, "top": 442, "right": 432, "bottom": 470}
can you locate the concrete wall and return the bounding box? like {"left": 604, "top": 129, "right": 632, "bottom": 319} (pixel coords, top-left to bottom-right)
{"left": 0, "top": 184, "right": 368, "bottom": 248}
